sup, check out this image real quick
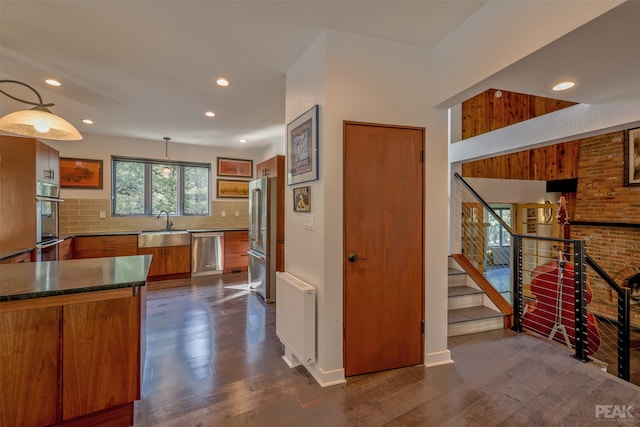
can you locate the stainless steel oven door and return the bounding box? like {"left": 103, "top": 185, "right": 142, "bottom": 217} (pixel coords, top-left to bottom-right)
{"left": 36, "top": 195, "right": 61, "bottom": 244}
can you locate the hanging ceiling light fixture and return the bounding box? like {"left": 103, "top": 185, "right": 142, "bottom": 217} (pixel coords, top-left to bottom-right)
{"left": 161, "top": 137, "right": 173, "bottom": 178}
{"left": 0, "top": 79, "right": 82, "bottom": 140}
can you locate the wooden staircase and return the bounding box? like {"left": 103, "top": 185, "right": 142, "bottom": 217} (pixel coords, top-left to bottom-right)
{"left": 448, "top": 256, "right": 508, "bottom": 337}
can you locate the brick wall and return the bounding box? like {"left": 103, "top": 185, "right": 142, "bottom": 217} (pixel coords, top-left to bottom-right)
{"left": 572, "top": 130, "right": 640, "bottom": 306}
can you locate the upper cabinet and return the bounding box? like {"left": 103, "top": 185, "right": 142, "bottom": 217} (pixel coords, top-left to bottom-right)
{"left": 35, "top": 141, "right": 60, "bottom": 186}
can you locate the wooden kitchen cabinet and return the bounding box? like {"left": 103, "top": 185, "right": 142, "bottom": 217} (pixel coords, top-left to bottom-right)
{"left": 0, "top": 306, "right": 59, "bottom": 427}
{"left": 0, "top": 136, "right": 47, "bottom": 254}
{"left": 137, "top": 245, "right": 190, "bottom": 278}
{"left": 62, "top": 296, "right": 140, "bottom": 421}
{"left": 73, "top": 235, "right": 137, "bottom": 259}
{"left": 224, "top": 230, "right": 249, "bottom": 273}
{"left": 1, "top": 292, "right": 143, "bottom": 427}
{"left": 58, "top": 238, "right": 72, "bottom": 260}
{"left": 36, "top": 141, "right": 60, "bottom": 186}
{"left": 255, "top": 155, "right": 285, "bottom": 272}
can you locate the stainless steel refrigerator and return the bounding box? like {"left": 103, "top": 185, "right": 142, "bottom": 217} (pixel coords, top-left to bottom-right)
{"left": 248, "top": 176, "right": 278, "bottom": 303}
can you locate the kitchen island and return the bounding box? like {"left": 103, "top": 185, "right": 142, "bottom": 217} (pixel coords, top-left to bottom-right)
{"left": 0, "top": 255, "right": 151, "bottom": 427}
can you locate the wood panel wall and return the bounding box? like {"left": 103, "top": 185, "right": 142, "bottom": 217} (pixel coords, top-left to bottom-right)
{"left": 461, "top": 140, "right": 580, "bottom": 181}
{"left": 462, "top": 89, "right": 577, "bottom": 140}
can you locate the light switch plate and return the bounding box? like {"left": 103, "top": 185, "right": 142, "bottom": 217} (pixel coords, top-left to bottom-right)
{"left": 304, "top": 215, "right": 314, "bottom": 230}
{"left": 221, "top": 211, "right": 226, "bottom": 217}
{"left": 235, "top": 210, "right": 240, "bottom": 217}
{"left": 99, "top": 210, "right": 106, "bottom": 219}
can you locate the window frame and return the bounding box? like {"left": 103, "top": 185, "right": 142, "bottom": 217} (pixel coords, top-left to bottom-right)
{"left": 486, "top": 205, "right": 511, "bottom": 248}
{"left": 111, "top": 156, "right": 211, "bottom": 217}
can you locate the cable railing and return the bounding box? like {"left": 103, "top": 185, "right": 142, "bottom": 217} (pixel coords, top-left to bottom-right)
{"left": 453, "top": 172, "right": 633, "bottom": 381}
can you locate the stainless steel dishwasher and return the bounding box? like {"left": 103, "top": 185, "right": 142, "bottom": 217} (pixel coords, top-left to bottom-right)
{"left": 191, "top": 232, "right": 224, "bottom": 276}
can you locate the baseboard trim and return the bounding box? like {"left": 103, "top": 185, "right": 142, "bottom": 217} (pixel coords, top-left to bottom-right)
{"left": 306, "top": 364, "right": 347, "bottom": 387}
{"left": 425, "top": 349, "right": 453, "bottom": 367}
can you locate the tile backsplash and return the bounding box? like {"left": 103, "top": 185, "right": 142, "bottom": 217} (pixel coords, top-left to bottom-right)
{"left": 59, "top": 199, "right": 248, "bottom": 235}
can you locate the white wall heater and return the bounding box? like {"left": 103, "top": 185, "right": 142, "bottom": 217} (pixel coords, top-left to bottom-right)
{"left": 276, "top": 272, "right": 316, "bottom": 366}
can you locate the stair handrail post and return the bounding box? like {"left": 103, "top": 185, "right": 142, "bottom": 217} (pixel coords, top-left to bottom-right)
{"left": 573, "top": 241, "right": 588, "bottom": 362}
{"left": 619, "top": 286, "right": 631, "bottom": 381}
{"left": 512, "top": 235, "right": 523, "bottom": 333}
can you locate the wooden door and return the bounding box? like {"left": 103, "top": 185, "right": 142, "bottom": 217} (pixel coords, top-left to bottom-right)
{"left": 343, "top": 121, "right": 424, "bottom": 376}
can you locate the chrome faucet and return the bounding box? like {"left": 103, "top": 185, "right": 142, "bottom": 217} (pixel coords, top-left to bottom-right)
{"left": 156, "top": 210, "right": 173, "bottom": 230}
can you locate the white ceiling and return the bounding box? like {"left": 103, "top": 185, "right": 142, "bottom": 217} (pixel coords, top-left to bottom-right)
{"left": 0, "top": 1, "right": 637, "bottom": 149}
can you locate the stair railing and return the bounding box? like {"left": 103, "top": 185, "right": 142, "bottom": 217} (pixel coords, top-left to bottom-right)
{"left": 453, "top": 172, "right": 632, "bottom": 381}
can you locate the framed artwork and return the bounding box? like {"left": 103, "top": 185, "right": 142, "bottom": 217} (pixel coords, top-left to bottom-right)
{"left": 624, "top": 127, "right": 640, "bottom": 186}
{"left": 60, "top": 158, "right": 103, "bottom": 189}
{"left": 293, "top": 186, "right": 311, "bottom": 212}
{"left": 287, "top": 104, "right": 319, "bottom": 185}
{"left": 216, "top": 179, "right": 249, "bottom": 198}
{"left": 217, "top": 157, "right": 253, "bottom": 178}
{"left": 527, "top": 223, "right": 537, "bottom": 233}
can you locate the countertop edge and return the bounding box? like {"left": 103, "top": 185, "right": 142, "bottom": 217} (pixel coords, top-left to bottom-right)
{"left": 0, "top": 281, "right": 146, "bottom": 302}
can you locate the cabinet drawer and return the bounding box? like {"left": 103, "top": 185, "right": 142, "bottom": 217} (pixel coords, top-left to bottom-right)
{"left": 73, "top": 235, "right": 138, "bottom": 259}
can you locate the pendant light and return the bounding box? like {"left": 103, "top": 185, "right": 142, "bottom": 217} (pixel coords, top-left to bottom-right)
{"left": 161, "top": 137, "right": 173, "bottom": 178}
{"left": 0, "top": 79, "right": 82, "bottom": 140}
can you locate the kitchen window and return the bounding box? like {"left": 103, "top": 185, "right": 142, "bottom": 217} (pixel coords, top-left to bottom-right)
{"left": 112, "top": 157, "right": 210, "bottom": 216}
{"left": 486, "top": 206, "right": 511, "bottom": 247}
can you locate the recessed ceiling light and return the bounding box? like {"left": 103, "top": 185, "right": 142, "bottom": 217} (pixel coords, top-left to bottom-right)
{"left": 552, "top": 81, "right": 575, "bottom": 91}
{"left": 205, "top": 111, "right": 216, "bottom": 117}
{"left": 239, "top": 139, "right": 247, "bottom": 144}
{"left": 216, "top": 78, "right": 230, "bottom": 87}
{"left": 82, "top": 119, "right": 94, "bottom": 124}
{"left": 45, "top": 79, "right": 61, "bottom": 86}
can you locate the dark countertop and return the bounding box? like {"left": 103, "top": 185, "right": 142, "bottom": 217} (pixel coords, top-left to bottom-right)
{"left": 63, "top": 228, "right": 247, "bottom": 238}
{"left": 0, "top": 247, "right": 34, "bottom": 262}
{"left": 0, "top": 229, "right": 248, "bottom": 262}
{"left": 0, "top": 255, "right": 152, "bottom": 302}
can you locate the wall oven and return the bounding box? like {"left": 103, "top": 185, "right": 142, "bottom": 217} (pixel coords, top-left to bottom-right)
{"left": 36, "top": 182, "right": 63, "bottom": 261}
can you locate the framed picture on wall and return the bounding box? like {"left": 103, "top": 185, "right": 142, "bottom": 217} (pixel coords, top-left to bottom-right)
{"left": 217, "top": 157, "right": 253, "bottom": 178}
{"left": 624, "top": 127, "right": 640, "bottom": 186}
{"left": 216, "top": 179, "right": 250, "bottom": 198}
{"left": 293, "top": 186, "right": 311, "bottom": 212}
{"left": 287, "top": 104, "right": 319, "bottom": 185}
{"left": 60, "top": 158, "right": 103, "bottom": 189}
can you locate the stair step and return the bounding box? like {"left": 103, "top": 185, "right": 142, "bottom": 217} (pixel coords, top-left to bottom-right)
{"left": 448, "top": 285, "right": 483, "bottom": 297}
{"left": 448, "top": 267, "right": 466, "bottom": 276}
{"left": 448, "top": 305, "right": 504, "bottom": 323}
{"left": 448, "top": 286, "right": 484, "bottom": 309}
{"left": 448, "top": 272, "right": 467, "bottom": 287}
{"left": 448, "top": 306, "right": 505, "bottom": 337}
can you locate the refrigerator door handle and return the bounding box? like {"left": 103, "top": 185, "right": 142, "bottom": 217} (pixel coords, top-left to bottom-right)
{"left": 251, "top": 188, "right": 262, "bottom": 244}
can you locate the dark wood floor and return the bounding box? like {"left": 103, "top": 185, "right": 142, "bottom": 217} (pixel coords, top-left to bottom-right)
{"left": 134, "top": 273, "right": 640, "bottom": 426}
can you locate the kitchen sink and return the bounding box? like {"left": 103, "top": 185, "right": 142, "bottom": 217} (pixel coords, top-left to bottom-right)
{"left": 138, "top": 230, "right": 190, "bottom": 247}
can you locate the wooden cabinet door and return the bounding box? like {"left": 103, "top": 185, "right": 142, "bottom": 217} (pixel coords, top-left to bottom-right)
{"left": 164, "top": 245, "right": 190, "bottom": 274}
{"left": 62, "top": 295, "right": 140, "bottom": 420}
{"left": 1, "top": 307, "right": 59, "bottom": 427}
{"left": 223, "top": 230, "right": 249, "bottom": 273}
{"left": 35, "top": 141, "right": 59, "bottom": 185}
{"left": 59, "top": 238, "right": 72, "bottom": 260}
{"left": 137, "top": 247, "right": 165, "bottom": 276}
{"left": 74, "top": 235, "right": 138, "bottom": 259}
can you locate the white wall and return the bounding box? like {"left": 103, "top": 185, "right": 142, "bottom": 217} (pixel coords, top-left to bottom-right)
{"left": 463, "top": 178, "right": 548, "bottom": 204}
{"left": 45, "top": 133, "right": 265, "bottom": 200}
{"left": 284, "top": 30, "right": 452, "bottom": 386}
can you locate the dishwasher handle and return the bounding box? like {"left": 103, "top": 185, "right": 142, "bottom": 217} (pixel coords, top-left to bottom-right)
{"left": 192, "top": 232, "right": 224, "bottom": 238}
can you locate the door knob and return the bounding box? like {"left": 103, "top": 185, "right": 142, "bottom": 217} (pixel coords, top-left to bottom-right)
{"left": 347, "top": 252, "right": 367, "bottom": 263}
